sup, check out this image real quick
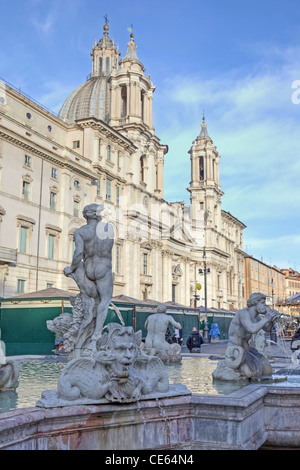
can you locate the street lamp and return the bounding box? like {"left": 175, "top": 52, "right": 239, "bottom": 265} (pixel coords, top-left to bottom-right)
{"left": 270, "top": 277, "right": 277, "bottom": 343}
{"left": 198, "top": 248, "right": 210, "bottom": 343}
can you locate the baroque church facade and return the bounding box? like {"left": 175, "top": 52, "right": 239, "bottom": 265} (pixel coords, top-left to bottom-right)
{"left": 0, "top": 22, "right": 246, "bottom": 309}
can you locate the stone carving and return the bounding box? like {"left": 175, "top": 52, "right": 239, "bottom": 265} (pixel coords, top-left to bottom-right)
{"left": 141, "top": 304, "right": 182, "bottom": 363}
{"left": 0, "top": 334, "right": 19, "bottom": 391}
{"left": 0, "top": 361, "right": 19, "bottom": 391}
{"left": 47, "top": 313, "right": 73, "bottom": 339}
{"left": 37, "top": 323, "right": 169, "bottom": 407}
{"left": 62, "top": 204, "right": 124, "bottom": 357}
{"left": 46, "top": 313, "right": 73, "bottom": 355}
{"left": 213, "top": 293, "right": 280, "bottom": 382}
{"left": 250, "top": 330, "right": 266, "bottom": 355}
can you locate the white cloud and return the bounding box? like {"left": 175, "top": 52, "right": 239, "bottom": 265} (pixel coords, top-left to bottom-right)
{"left": 158, "top": 42, "right": 300, "bottom": 268}
{"left": 244, "top": 233, "right": 300, "bottom": 270}
{"left": 37, "top": 80, "right": 78, "bottom": 113}
{"left": 30, "top": 10, "right": 56, "bottom": 38}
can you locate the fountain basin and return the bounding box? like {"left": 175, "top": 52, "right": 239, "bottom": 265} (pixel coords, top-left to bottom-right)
{"left": 0, "top": 356, "right": 248, "bottom": 413}
{"left": 1, "top": 382, "right": 300, "bottom": 450}
{"left": 0, "top": 355, "right": 300, "bottom": 449}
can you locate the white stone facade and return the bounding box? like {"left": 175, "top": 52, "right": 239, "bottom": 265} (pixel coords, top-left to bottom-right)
{"left": 0, "top": 24, "right": 246, "bottom": 309}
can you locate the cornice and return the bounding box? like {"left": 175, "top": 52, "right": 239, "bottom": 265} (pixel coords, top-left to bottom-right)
{"left": 92, "top": 162, "right": 127, "bottom": 184}
{"left": 0, "top": 127, "right": 97, "bottom": 180}
{"left": 75, "top": 117, "right": 136, "bottom": 153}
{"left": 221, "top": 209, "right": 246, "bottom": 229}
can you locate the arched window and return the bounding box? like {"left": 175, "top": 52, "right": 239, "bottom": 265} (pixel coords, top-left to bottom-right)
{"left": 106, "top": 57, "right": 110, "bottom": 76}
{"left": 140, "top": 156, "right": 145, "bottom": 182}
{"left": 121, "top": 86, "right": 127, "bottom": 118}
{"left": 99, "top": 58, "right": 103, "bottom": 75}
{"left": 141, "top": 90, "right": 145, "bottom": 120}
{"left": 199, "top": 156, "right": 204, "bottom": 181}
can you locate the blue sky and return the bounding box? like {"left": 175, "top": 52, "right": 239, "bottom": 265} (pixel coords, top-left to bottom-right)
{"left": 1, "top": 0, "right": 300, "bottom": 271}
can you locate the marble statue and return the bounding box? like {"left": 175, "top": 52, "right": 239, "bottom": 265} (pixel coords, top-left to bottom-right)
{"left": 62, "top": 204, "right": 123, "bottom": 357}
{"left": 37, "top": 323, "right": 170, "bottom": 407}
{"left": 141, "top": 304, "right": 182, "bottom": 363}
{"left": 0, "top": 361, "right": 19, "bottom": 392}
{"left": 213, "top": 293, "right": 280, "bottom": 382}
{"left": 0, "top": 333, "right": 19, "bottom": 392}
{"left": 46, "top": 313, "right": 73, "bottom": 355}
{"left": 38, "top": 204, "right": 191, "bottom": 407}
{"left": 47, "top": 313, "right": 72, "bottom": 340}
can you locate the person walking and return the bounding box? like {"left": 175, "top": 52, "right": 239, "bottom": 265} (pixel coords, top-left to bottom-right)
{"left": 172, "top": 322, "right": 183, "bottom": 346}
{"left": 186, "top": 327, "right": 204, "bottom": 353}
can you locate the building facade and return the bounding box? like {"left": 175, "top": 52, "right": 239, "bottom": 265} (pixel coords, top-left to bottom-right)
{"left": 244, "top": 255, "right": 286, "bottom": 308}
{"left": 281, "top": 268, "right": 300, "bottom": 299}
{"left": 0, "top": 22, "right": 246, "bottom": 309}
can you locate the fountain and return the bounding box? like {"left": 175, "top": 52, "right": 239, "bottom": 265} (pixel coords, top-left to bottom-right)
{"left": 36, "top": 204, "right": 188, "bottom": 408}
{"left": 1, "top": 205, "right": 300, "bottom": 449}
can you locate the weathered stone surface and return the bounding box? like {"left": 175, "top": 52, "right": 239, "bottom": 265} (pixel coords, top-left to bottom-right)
{"left": 37, "top": 323, "right": 171, "bottom": 407}
{"left": 62, "top": 203, "right": 118, "bottom": 357}
{"left": 0, "top": 360, "right": 19, "bottom": 392}
{"left": 2, "top": 384, "right": 300, "bottom": 450}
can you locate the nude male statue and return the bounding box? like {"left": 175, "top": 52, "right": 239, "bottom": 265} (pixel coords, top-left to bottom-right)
{"left": 64, "top": 204, "right": 114, "bottom": 344}
{"left": 213, "top": 292, "right": 280, "bottom": 380}
{"left": 144, "top": 304, "right": 181, "bottom": 350}
{"left": 227, "top": 292, "right": 279, "bottom": 351}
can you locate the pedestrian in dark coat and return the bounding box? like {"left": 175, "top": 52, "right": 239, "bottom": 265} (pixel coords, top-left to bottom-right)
{"left": 186, "top": 327, "right": 204, "bottom": 353}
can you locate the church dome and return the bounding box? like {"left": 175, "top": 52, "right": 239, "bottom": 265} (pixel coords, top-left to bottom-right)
{"left": 58, "top": 75, "right": 111, "bottom": 124}
{"left": 58, "top": 21, "right": 119, "bottom": 125}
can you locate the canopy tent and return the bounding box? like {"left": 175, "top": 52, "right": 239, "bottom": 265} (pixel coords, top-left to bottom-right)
{"left": 286, "top": 293, "right": 300, "bottom": 305}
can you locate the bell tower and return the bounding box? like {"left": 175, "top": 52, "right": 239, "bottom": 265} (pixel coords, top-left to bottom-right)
{"left": 90, "top": 17, "right": 120, "bottom": 78}
{"left": 187, "top": 116, "right": 223, "bottom": 243}
{"left": 109, "top": 31, "right": 156, "bottom": 132}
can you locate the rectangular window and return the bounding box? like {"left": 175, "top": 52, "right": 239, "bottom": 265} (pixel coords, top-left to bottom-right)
{"left": 106, "top": 57, "right": 110, "bottom": 76}
{"left": 115, "top": 245, "right": 120, "bottom": 274}
{"left": 22, "top": 181, "right": 29, "bottom": 200}
{"left": 73, "top": 140, "right": 80, "bottom": 149}
{"left": 172, "top": 284, "right": 176, "bottom": 303}
{"left": 121, "top": 85, "right": 127, "bottom": 118}
{"left": 24, "top": 155, "right": 31, "bottom": 167}
{"left": 116, "top": 185, "right": 120, "bottom": 205}
{"left": 96, "top": 179, "right": 101, "bottom": 196}
{"left": 19, "top": 226, "right": 28, "bottom": 253}
{"left": 50, "top": 192, "right": 56, "bottom": 210}
{"left": 143, "top": 253, "right": 148, "bottom": 275}
{"left": 47, "top": 283, "right": 53, "bottom": 289}
{"left": 106, "top": 179, "right": 111, "bottom": 200}
{"left": 48, "top": 234, "right": 55, "bottom": 259}
{"left": 51, "top": 168, "right": 57, "bottom": 179}
{"left": 199, "top": 156, "right": 204, "bottom": 181}
{"left": 73, "top": 200, "right": 79, "bottom": 217}
{"left": 17, "top": 279, "right": 25, "bottom": 293}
